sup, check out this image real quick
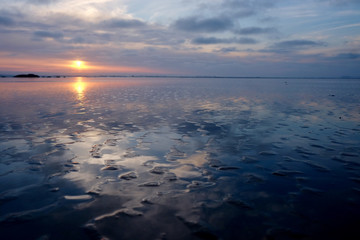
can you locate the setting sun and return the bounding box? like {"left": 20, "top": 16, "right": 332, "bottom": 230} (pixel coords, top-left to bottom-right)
{"left": 71, "top": 60, "right": 86, "bottom": 70}
{"left": 76, "top": 61, "right": 83, "bottom": 68}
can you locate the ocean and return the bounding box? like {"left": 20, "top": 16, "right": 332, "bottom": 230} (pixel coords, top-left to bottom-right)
{"left": 0, "top": 77, "right": 359, "bottom": 239}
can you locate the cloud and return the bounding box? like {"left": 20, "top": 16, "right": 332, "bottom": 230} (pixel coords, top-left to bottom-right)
{"left": 171, "top": 1, "right": 278, "bottom": 37}
{"left": 320, "top": 23, "right": 360, "bottom": 32}
{"left": 101, "top": 18, "right": 146, "bottom": 28}
{"left": 333, "top": 53, "right": 360, "bottom": 59}
{"left": 0, "top": 9, "right": 24, "bottom": 27}
{"left": 236, "top": 26, "right": 276, "bottom": 35}
{"left": 172, "top": 16, "right": 233, "bottom": 32}
{"left": 273, "top": 40, "right": 327, "bottom": 49}
{"left": 217, "top": 47, "right": 239, "bottom": 53}
{"left": 34, "top": 31, "right": 64, "bottom": 39}
{"left": 262, "top": 39, "right": 328, "bottom": 55}
{"left": 0, "top": 16, "right": 15, "bottom": 26}
{"left": 192, "top": 37, "right": 228, "bottom": 44}
{"left": 237, "top": 37, "right": 258, "bottom": 44}
{"left": 192, "top": 37, "right": 257, "bottom": 44}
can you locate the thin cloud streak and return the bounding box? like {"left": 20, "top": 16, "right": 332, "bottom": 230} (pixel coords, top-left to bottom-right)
{"left": 273, "top": 40, "right": 327, "bottom": 49}
{"left": 320, "top": 22, "right": 360, "bottom": 32}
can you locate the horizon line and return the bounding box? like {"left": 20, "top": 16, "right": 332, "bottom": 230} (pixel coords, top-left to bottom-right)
{"left": 1, "top": 73, "right": 359, "bottom": 80}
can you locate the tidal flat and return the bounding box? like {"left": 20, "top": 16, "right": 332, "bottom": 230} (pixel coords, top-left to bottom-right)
{"left": 0, "top": 77, "right": 359, "bottom": 239}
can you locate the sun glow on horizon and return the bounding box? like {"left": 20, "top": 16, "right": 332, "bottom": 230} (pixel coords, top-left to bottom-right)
{"left": 75, "top": 61, "right": 83, "bottom": 68}
{"left": 71, "top": 60, "right": 87, "bottom": 70}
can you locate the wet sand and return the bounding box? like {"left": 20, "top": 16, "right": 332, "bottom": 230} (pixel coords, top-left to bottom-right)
{"left": 0, "top": 77, "right": 359, "bottom": 239}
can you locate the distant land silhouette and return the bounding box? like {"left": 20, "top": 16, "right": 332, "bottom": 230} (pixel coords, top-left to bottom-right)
{"left": 1, "top": 73, "right": 357, "bottom": 79}
{"left": 14, "top": 73, "right": 40, "bottom": 78}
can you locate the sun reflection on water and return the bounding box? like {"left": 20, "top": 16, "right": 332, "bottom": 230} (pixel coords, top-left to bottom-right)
{"left": 73, "top": 77, "right": 86, "bottom": 101}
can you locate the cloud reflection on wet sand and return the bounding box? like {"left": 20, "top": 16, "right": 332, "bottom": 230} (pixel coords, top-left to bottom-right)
{"left": 0, "top": 77, "right": 359, "bottom": 239}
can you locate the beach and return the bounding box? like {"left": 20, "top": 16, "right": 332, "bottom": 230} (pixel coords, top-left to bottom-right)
{"left": 0, "top": 77, "right": 359, "bottom": 239}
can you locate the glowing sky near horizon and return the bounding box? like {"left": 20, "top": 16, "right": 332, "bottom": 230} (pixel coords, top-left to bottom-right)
{"left": 0, "top": 0, "right": 359, "bottom": 77}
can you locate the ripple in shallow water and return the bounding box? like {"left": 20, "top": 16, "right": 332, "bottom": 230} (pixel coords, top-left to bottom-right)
{"left": 0, "top": 77, "right": 359, "bottom": 239}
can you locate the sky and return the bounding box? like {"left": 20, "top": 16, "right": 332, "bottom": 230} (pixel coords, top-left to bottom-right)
{"left": 0, "top": 0, "right": 359, "bottom": 77}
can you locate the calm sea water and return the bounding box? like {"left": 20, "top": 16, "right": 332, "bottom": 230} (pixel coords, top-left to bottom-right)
{"left": 0, "top": 77, "right": 359, "bottom": 240}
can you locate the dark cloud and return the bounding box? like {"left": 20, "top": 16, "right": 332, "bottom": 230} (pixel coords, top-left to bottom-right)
{"left": 273, "top": 40, "right": 326, "bottom": 49}
{"left": 192, "top": 37, "right": 257, "bottom": 44}
{"left": 34, "top": 31, "right": 63, "bottom": 39}
{"left": 217, "top": 47, "right": 239, "bottom": 53}
{"left": 237, "top": 37, "right": 257, "bottom": 44}
{"left": 192, "top": 37, "right": 228, "bottom": 44}
{"left": 333, "top": 53, "right": 360, "bottom": 59}
{"left": 173, "top": 16, "right": 233, "bottom": 32}
{"left": 0, "top": 16, "right": 15, "bottom": 26}
{"left": 66, "top": 36, "right": 95, "bottom": 44}
{"left": 2, "top": 11, "right": 87, "bottom": 31}
{"left": 0, "top": 9, "right": 24, "bottom": 27}
{"left": 236, "top": 26, "right": 276, "bottom": 35}
{"left": 60, "top": 30, "right": 115, "bottom": 45}
{"left": 101, "top": 18, "right": 146, "bottom": 28}
{"left": 172, "top": 1, "right": 277, "bottom": 37}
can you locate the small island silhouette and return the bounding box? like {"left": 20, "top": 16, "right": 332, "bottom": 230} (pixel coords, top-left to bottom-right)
{"left": 14, "top": 73, "right": 40, "bottom": 78}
